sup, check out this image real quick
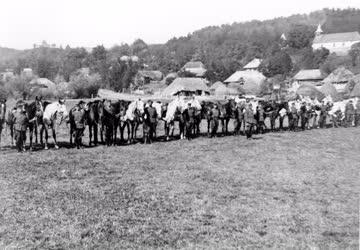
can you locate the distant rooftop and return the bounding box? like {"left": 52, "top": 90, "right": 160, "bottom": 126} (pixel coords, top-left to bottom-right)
{"left": 313, "top": 31, "right": 360, "bottom": 44}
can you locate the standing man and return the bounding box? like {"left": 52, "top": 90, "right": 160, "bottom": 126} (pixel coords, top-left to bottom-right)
{"left": 244, "top": 103, "right": 256, "bottom": 139}
{"left": 0, "top": 98, "right": 6, "bottom": 145}
{"left": 355, "top": 99, "right": 360, "bottom": 127}
{"left": 13, "top": 101, "right": 29, "bottom": 152}
{"left": 145, "top": 100, "right": 158, "bottom": 142}
{"left": 256, "top": 103, "right": 266, "bottom": 134}
{"left": 210, "top": 104, "right": 220, "bottom": 138}
{"left": 234, "top": 102, "right": 244, "bottom": 135}
{"left": 299, "top": 102, "right": 308, "bottom": 131}
{"left": 345, "top": 100, "right": 355, "bottom": 127}
{"left": 72, "top": 101, "right": 86, "bottom": 149}
{"left": 184, "top": 103, "right": 196, "bottom": 140}
{"left": 289, "top": 102, "right": 298, "bottom": 131}
{"left": 319, "top": 101, "right": 328, "bottom": 129}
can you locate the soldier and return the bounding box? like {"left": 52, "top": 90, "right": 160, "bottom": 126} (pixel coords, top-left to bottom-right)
{"left": 13, "top": 101, "right": 29, "bottom": 152}
{"left": 345, "top": 100, "right": 355, "bottom": 127}
{"left": 184, "top": 103, "right": 196, "bottom": 140}
{"left": 289, "top": 102, "right": 298, "bottom": 131}
{"left": 355, "top": 99, "right": 360, "bottom": 127}
{"left": 244, "top": 103, "right": 256, "bottom": 139}
{"left": 256, "top": 103, "right": 266, "bottom": 134}
{"left": 210, "top": 104, "right": 220, "bottom": 138}
{"left": 319, "top": 101, "right": 328, "bottom": 128}
{"left": 234, "top": 102, "right": 244, "bottom": 135}
{"left": 72, "top": 101, "right": 86, "bottom": 149}
{"left": 299, "top": 102, "right": 308, "bottom": 130}
{"left": 144, "top": 100, "right": 158, "bottom": 142}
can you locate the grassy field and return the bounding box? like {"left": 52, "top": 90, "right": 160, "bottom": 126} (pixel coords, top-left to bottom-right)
{"left": 0, "top": 99, "right": 359, "bottom": 249}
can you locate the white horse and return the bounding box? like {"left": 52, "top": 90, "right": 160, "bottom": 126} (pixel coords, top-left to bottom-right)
{"left": 40, "top": 100, "right": 68, "bottom": 150}
{"left": 123, "top": 99, "right": 145, "bottom": 143}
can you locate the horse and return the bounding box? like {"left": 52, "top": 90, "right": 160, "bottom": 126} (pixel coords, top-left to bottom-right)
{"left": 218, "top": 99, "right": 236, "bottom": 135}
{"left": 40, "top": 100, "right": 68, "bottom": 150}
{"left": 24, "top": 98, "right": 50, "bottom": 150}
{"left": 122, "top": 99, "right": 145, "bottom": 144}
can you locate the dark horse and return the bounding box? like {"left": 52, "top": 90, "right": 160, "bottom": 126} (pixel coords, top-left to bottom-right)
{"left": 6, "top": 98, "right": 49, "bottom": 150}
{"left": 219, "top": 99, "right": 237, "bottom": 135}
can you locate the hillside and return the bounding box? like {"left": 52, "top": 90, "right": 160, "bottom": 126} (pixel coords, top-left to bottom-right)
{"left": 1, "top": 8, "right": 360, "bottom": 91}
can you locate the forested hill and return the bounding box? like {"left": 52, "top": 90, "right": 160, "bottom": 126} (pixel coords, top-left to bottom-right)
{"left": 1, "top": 8, "right": 360, "bottom": 89}
{"left": 147, "top": 8, "right": 360, "bottom": 78}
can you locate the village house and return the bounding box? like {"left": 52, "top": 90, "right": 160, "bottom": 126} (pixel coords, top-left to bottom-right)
{"left": 135, "top": 70, "right": 164, "bottom": 85}
{"left": 161, "top": 77, "right": 210, "bottom": 96}
{"left": 289, "top": 69, "right": 326, "bottom": 93}
{"left": 182, "top": 61, "right": 207, "bottom": 77}
{"left": 0, "top": 69, "right": 15, "bottom": 81}
{"left": 224, "top": 60, "right": 266, "bottom": 96}
{"left": 312, "top": 24, "right": 360, "bottom": 55}
{"left": 243, "top": 58, "right": 262, "bottom": 71}
{"left": 22, "top": 68, "right": 33, "bottom": 77}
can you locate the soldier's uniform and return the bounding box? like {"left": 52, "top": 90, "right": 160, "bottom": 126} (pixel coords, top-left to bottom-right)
{"left": 299, "top": 103, "right": 308, "bottom": 130}
{"left": 355, "top": 101, "right": 360, "bottom": 127}
{"left": 0, "top": 100, "right": 6, "bottom": 130}
{"left": 13, "top": 103, "right": 28, "bottom": 152}
{"left": 234, "top": 104, "right": 244, "bottom": 135}
{"left": 185, "top": 105, "right": 196, "bottom": 140}
{"left": 256, "top": 105, "right": 266, "bottom": 134}
{"left": 210, "top": 106, "right": 220, "bottom": 137}
{"left": 244, "top": 106, "right": 256, "bottom": 139}
{"left": 145, "top": 104, "right": 158, "bottom": 142}
{"left": 319, "top": 103, "right": 328, "bottom": 128}
{"left": 72, "top": 105, "right": 86, "bottom": 149}
{"left": 345, "top": 101, "right": 355, "bottom": 127}
{"left": 289, "top": 104, "right": 298, "bottom": 131}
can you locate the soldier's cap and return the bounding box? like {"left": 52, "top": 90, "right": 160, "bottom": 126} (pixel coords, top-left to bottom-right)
{"left": 148, "top": 100, "right": 153, "bottom": 104}
{"left": 59, "top": 98, "right": 65, "bottom": 104}
{"left": 78, "top": 100, "right": 85, "bottom": 105}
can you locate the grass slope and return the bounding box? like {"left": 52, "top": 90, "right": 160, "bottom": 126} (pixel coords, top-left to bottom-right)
{"left": 0, "top": 125, "right": 359, "bottom": 249}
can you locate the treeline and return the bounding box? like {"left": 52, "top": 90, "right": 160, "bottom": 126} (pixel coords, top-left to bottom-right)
{"left": 1, "top": 8, "right": 360, "bottom": 94}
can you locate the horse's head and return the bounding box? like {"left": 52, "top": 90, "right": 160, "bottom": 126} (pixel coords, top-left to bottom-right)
{"left": 135, "top": 100, "right": 145, "bottom": 115}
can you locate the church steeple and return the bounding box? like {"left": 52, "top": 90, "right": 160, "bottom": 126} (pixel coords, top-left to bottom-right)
{"left": 315, "top": 24, "right": 323, "bottom": 36}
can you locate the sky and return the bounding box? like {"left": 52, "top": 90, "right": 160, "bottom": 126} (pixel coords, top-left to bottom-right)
{"left": 1, "top": 0, "right": 359, "bottom": 50}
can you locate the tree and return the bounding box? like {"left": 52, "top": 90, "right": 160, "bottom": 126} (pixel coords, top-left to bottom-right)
{"left": 259, "top": 51, "right": 293, "bottom": 77}
{"left": 88, "top": 45, "right": 108, "bottom": 82}
{"left": 349, "top": 42, "right": 360, "bottom": 66}
{"left": 61, "top": 48, "right": 88, "bottom": 81}
{"left": 313, "top": 47, "right": 330, "bottom": 67}
{"left": 70, "top": 72, "right": 102, "bottom": 98}
{"left": 287, "top": 24, "right": 315, "bottom": 49}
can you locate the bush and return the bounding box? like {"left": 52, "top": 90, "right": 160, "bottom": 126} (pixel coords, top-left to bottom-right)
{"left": 69, "top": 72, "right": 102, "bottom": 98}
{"left": 5, "top": 75, "right": 33, "bottom": 100}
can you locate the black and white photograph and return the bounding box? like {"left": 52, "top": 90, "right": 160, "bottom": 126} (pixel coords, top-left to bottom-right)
{"left": 0, "top": 0, "right": 359, "bottom": 248}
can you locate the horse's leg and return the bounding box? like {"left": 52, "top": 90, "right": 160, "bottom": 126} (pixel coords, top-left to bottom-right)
{"left": 89, "top": 124, "right": 93, "bottom": 146}
{"left": 94, "top": 123, "right": 98, "bottom": 145}
{"left": 69, "top": 124, "right": 73, "bottom": 146}
{"left": 40, "top": 125, "right": 44, "bottom": 146}
{"left": 34, "top": 121, "right": 38, "bottom": 144}
{"left": 51, "top": 125, "right": 58, "bottom": 149}
{"left": 29, "top": 125, "right": 33, "bottom": 151}
{"left": 127, "top": 122, "right": 131, "bottom": 144}
{"left": 100, "top": 123, "right": 104, "bottom": 144}
{"left": 44, "top": 127, "right": 49, "bottom": 149}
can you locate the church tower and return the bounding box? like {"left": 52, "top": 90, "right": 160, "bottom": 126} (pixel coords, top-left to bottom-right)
{"left": 315, "top": 24, "right": 323, "bottom": 36}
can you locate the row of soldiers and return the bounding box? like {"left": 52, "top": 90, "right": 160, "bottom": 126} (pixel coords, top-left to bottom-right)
{"left": 2, "top": 97, "right": 360, "bottom": 151}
